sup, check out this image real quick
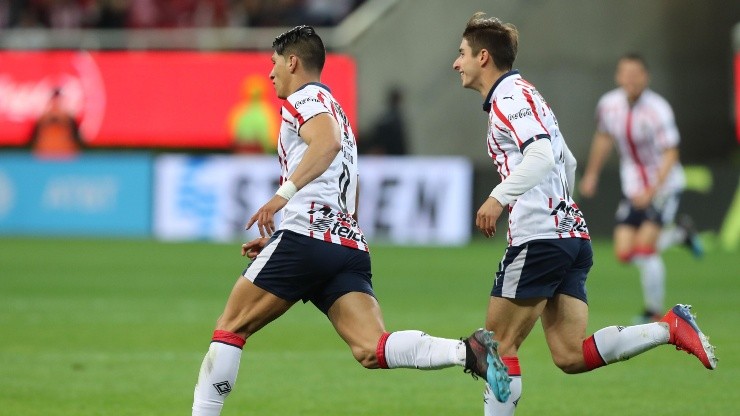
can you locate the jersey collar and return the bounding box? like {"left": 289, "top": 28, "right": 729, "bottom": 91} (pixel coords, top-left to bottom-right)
{"left": 483, "top": 69, "right": 519, "bottom": 112}
{"left": 296, "top": 81, "right": 331, "bottom": 94}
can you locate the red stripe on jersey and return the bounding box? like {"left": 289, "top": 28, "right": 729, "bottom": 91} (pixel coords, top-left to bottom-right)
{"left": 516, "top": 78, "right": 536, "bottom": 89}
{"left": 317, "top": 91, "right": 333, "bottom": 116}
{"left": 522, "top": 89, "right": 549, "bottom": 137}
{"left": 492, "top": 100, "right": 524, "bottom": 147}
{"left": 283, "top": 101, "right": 305, "bottom": 126}
{"left": 340, "top": 236, "right": 359, "bottom": 250}
{"left": 625, "top": 109, "right": 650, "bottom": 188}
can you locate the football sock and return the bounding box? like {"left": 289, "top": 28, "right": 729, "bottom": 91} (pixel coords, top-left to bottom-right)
{"left": 192, "top": 330, "right": 246, "bottom": 416}
{"left": 583, "top": 323, "right": 669, "bottom": 370}
{"left": 484, "top": 356, "right": 521, "bottom": 416}
{"left": 378, "top": 330, "right": 465, "bottom": 369}
{"left": 632, "top": 253, "right": 665, "bottom": 315}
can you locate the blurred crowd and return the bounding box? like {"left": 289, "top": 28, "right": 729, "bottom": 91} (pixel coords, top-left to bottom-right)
{"left": 0, "top": 0, "right": 365, "bottom": 29}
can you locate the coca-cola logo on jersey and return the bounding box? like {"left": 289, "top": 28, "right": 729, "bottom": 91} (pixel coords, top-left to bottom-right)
{"left": 0, "top": 51, "right": 106, "bottom": 144}
{"left": 293, "top": 97, "right": 320, "bottom": 109}
{"left": 507, "top": 107, "right": 532, "bottom": 121}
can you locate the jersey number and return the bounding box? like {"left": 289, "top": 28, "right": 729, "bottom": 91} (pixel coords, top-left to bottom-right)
{"left": 338, "top": 162, "right": 350, "bottom": 213}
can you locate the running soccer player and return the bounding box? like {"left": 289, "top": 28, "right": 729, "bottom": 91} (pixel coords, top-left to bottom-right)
{"left": 452, "top": 12, "right": 717, "bottom": 416}
{"left": 579, "top": 53, "right": 703, "bottom": 323}
{"left": 191, "top": 25, "right": 510, "bottom": 416}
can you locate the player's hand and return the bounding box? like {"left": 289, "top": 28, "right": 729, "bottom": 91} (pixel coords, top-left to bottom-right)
{"left": 578, "top": 174, "right": 598, "bottom": 198}
{"left": 241, "top": 237, "right": 270, "bottom": 259}
{"left": 246, "top": 194, "right": 288, "bottom": 237}
{"left": 476, "top": 197, "right": 504, "bottom": 238}
{"left": 631, "top": 188, "right": 655, "bottom": 210}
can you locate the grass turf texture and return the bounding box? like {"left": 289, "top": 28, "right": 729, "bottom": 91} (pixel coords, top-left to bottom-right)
{"left": 1, "top": 237, "right": 737, "bottom": 415}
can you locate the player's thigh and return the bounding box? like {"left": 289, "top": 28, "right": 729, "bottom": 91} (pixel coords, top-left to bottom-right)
{"left": 327, "top": 292, "right": 386, "bottom": 363}
{"left": 540, "top": 293, "right": 588, "bottom": 360}
{"left": 486, "top": 296, "right": 547, "bottom": 356}
{"left": 217, "top": 276, "right": 295, "bottom": 338}
{"left": 613, "top": 224, "right": 637, "bottom": 259}
{"left": 634, "top": 221, "right": 661, "bottom": 249}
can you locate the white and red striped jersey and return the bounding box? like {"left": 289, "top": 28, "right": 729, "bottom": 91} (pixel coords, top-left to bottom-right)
{"left": 277, "top": 82, "right": 368, "bottom": 251}
{"left": 595, "top": 88, "right": 685, "bottom": 199}
{"left": 485, "top": 70, "right": 589, "bottom": 246}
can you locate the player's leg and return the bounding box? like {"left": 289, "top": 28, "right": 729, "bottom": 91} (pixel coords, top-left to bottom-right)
{"left": 193, "top": 231, "right": 301, "bottom": 416}
{"left": 483, "top": 296, "right": 546, "bottom": 415}
{"left": 613, "top": 223, "right": 636, "bottom": 263}
{"left": 656, "top": 193, "right": 704, "bottom": 257}
{"left": 193, "top": 277, "right": 294, "bottom": 416}
{"left": 327, "top": 291, "right": 467, "bottom": 369}
{"left": 656, "top": 192, "right": 685, "bottom": 251}
{"left": 632, "top": 220, "right": 665, "bottom": 321}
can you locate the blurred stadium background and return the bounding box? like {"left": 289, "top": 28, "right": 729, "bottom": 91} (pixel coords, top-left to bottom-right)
{"left": 1, "top": 1, "right": 739, "bottom": 415}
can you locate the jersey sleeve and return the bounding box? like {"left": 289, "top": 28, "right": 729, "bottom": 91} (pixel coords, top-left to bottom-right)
{"left": 652, "top": 99, "right": 680, "bottom": 150}
{"left": 491, "top": 92, "right": 550, "bottom": 152}
{"left": 283, "top": 90, "right": 331, "bottom": 132}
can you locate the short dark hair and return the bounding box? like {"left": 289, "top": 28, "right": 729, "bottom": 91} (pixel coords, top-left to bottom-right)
{"left": 462, "top": 12, "right": 518, "bottom": 71}
{"left": 618, "top": 52, "right": 649, "bottom": 71}
{"left": 272, "top": 25, "right": 326, "bottom": 73}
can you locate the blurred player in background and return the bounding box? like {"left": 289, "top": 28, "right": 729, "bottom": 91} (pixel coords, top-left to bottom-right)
{"left": 28, "top": 87, "right": 85, "bottom": 158}
{"left": 191, "top": 25, "right": 510, "bottom": 416}
{"left": 579, "top": 53, "right": 704, "bottom": 323}
{"left": 453, "top": 12, "right": 717, "bottom": 416}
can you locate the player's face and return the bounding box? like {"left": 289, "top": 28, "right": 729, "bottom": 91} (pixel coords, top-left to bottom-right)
{"left": 453, "top": 39, "right": 481, "bottom": 91}
{"left": 616, "top": 59, "right": 649, "bottom": 101}
{"left": 269, "top": 51, "right": 290, "bottom": 99}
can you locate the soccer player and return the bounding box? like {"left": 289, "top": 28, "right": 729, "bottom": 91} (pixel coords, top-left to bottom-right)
{"left": 191, "top": 25, "right": 510, "bottom": 416}
{"left": 452, "top": 12, "right": 717, "bottom": 415}
{"left": 579, "top": 53, "right": 703, "bottom": 323}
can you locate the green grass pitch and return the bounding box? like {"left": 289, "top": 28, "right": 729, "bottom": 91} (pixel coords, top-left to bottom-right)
{"left": 0, "top": 237, "right": 737, "bottom": 415}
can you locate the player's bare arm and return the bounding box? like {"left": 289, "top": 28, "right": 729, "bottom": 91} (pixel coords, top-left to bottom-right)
{"left": 579, "top": 131, "right": 614, "bottom": 198}
{"left": 246, "top": 113, "right": 341, "bottom": 237}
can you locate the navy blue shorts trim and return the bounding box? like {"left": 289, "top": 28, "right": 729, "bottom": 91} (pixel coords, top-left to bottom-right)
{"left": 492, "top": 238, "right": 592, "bottom": 303}
{"left": 615, "top": 198, "right": 663, "bottom": 227}
{"left": 243, "top": 230, "right": 374, "bottom": 314}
